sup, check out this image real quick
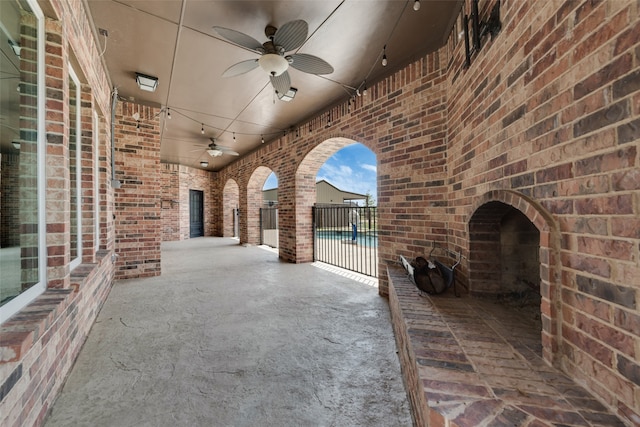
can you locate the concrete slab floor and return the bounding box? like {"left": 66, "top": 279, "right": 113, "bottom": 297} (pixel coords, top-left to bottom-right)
{"left": 44, "top": 238, "right": 412, "bottom": 427}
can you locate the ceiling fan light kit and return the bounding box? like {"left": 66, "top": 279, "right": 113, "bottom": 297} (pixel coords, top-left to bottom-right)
{"left": 259, "top": 53, "right": 289, "bottom": 76}
{"left": 214, "top": 20, "right": 333, "bottom": 101}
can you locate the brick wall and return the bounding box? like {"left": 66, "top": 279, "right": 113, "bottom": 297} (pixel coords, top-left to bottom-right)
{"left": 113, "top": 102, "right": 161, "bottom": 279}
{"left": 0, "top": 0, "right": 117, "bottom": 425}
{"left": 160, "top": 163, "right": 214, "bottom": 241}
{"left": 161, "top": 164, "right": 180, "bottom": 241}
{"left": 0, "top": 154, "right": 20, "bottom": 247}
{"left": 214, "top": 0, "right": 639, "bottom": 422}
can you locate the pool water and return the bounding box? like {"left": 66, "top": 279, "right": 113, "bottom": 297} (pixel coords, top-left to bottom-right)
{"left": 315, "top": 230, "right": 378, "bottom": 247}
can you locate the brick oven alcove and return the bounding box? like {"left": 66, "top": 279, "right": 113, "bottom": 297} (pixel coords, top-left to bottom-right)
{"left": 467, "top": 191, "right": 559, "bottom": 365}
{"left": 468, "top": 201, "right": 543, "bottom": 341}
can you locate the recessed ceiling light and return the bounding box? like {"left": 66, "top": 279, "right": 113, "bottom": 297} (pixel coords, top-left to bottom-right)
{"left": 135, "top": 72, "right": 158, "bottom": 92}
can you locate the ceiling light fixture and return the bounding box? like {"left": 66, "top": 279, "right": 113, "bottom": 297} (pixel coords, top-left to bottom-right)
{"left": 200, "top": 161, "right": 208, "bottom": 167}
{"left": 135, "top": 72, "right": 158, "bottom": 92}
{"left": 277, "top": 87, "right": 297, "bottom": 102}
{"left": 261, "top": 135, "right": 265, "bottom": 143}
{"left": 8, "top": 40, "right": 21, "bottom": 57}
{"left": 201, "top": 124, "right": 205, "bottom": 135}
{"left": 382, "top": 45, "right": 388, "bottom": 66}
{"left": 233, "top": 132, "right": 236, "bottom": 142}
{"left": 166, "top": 108, "right": 171, "bottom": 119}
{"left": 258, "top": 54, "right": 289, "bottom": 77}
{"left": 413, "top": 0, "right": 421, "bottom": 11}
{"left": 12, "top": 141, "right": 20, "bottom": 150}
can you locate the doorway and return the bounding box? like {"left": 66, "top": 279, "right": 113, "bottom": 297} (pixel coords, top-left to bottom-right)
{"left": 189, "top": 189, "right": 204, "bottom": 238}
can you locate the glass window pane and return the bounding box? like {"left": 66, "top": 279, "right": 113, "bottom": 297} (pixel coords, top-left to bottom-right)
{"left": 0, "top": 0, "right": 40, "bottom": 308}
{"left": 69, "top": 74, "right": 78, "bottom": 263}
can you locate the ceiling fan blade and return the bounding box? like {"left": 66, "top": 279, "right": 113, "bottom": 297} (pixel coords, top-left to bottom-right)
{"left": 225, "top": 150, "right": 240, "bottom": 156}
{"left": 222, "top": 59, "right": 259, "bottom": 77}
{"left": 213, "top": 26, "right": 263, "bottom": 51}
{"left": 288, "top": 54, "right": 334, "bottom": 75}
{"left": 270, "top": 71, "right": 291, "bottom": 96}
{"left": 273, "top": 20, "right": 308, "bottom": 52}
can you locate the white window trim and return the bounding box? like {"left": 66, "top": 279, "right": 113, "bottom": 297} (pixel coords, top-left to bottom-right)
{"left": 0, "top": 0, "right": 46, "bottom": 324}
{"left": 69, "top": 65, "right": 82, "bottom": 270}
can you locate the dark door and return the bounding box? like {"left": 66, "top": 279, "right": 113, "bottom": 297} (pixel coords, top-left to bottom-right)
{"left": 189, "top": 190, "right": 204, "bottom": 238}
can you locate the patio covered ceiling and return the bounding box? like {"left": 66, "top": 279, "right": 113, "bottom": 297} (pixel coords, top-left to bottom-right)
{"left": 84, "top": 0, "right": 462, "bottom": 171}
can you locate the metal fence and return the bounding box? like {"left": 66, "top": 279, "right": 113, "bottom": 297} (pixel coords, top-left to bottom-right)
{"left": 260, "top": 207, "right": 278, "bottom": 248}
{"left": 313, "top": 205, "right": 378, "bottom": 277}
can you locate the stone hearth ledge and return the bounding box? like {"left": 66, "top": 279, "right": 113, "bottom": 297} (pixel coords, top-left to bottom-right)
{"left": 386, "top": 265, "right": 626, "bottom": 427}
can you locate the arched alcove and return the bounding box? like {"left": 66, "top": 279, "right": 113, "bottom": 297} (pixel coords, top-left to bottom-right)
{"left": 467, "top": 191, "right": 560, "bottom": 364}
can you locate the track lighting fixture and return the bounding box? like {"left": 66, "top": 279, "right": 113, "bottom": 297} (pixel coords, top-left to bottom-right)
{"left": 201, "top": 124, "right": 205, "bottom": 134}
{"left": 382, "top": 45, "right": 388, "bottom": 67}
{"left": 167, "top": 108, "right": 171, "bottom": 119}
{"left": 413, "top": 0, "right": 421, "bottom": 11}
{"left": 261, "top": 135, "right": 264, "bottom": 143}
{"left": 233, "top": 132, "right": 236, "bottom": 142}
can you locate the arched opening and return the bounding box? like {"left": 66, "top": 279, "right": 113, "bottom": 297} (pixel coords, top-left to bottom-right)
{"left": 222, "top": 179, "right": 239, "bottom": 238}
{"left": 289, "top": 137, "right": 378, "bottom": 273}
{"left": 247, "top": 166, "right": 273, "bottom": 245}
{"left": 261, "top": 172, "right": 279, "bottom": 248}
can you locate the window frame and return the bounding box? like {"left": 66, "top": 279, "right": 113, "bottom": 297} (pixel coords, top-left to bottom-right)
{"left": 0, "top": 0, "right": 47, "bottom": 324}
{"left": 68, "top": 64, "right": 82, "bottom": 270}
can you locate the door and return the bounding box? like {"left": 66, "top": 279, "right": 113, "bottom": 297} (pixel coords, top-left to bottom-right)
{"left": 189, "top": 190, "right": 204, "bottom": 238}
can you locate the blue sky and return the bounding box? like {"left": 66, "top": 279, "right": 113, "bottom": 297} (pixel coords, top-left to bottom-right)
{"left": 263, "top": 143, "right": 377, "bottom": 203}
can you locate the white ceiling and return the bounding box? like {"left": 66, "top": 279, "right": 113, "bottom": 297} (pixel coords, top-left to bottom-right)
{"left": 1, "top": 0, "right": 463, "bottom": 170}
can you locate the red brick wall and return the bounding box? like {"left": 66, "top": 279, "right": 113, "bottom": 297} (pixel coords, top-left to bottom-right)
{"left": 214, "top": 0, "right": 640, "bottom": 422}
{"left": 160, "top": 163, "right": 214, "bottom": 241}
{"left": 161, "top": 164, "right": 180, "bottom": 241}
{"left": 0, "top": 0, "right": 117, "bottom": 425}
{"left": 114, "top": 102, "right": 161, "bottom": 279}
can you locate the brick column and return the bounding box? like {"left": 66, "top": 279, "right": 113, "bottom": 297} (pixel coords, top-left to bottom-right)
{"left": 113, "top": 102, "right": 161, "bottom": 279}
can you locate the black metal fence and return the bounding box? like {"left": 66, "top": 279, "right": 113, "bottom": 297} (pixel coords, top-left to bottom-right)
{"left": 313, "top": 205, "right": 378, "bottom": 277}
{"left": 260, "top": 207, "right": 278, "bottom": 248}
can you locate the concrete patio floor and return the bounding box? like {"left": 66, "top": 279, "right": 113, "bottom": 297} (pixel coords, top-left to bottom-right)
{"left": 44, "top": 238, "right": 412, "bottom": 427}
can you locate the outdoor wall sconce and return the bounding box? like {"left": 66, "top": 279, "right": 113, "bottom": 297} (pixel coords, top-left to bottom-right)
{"left": 464, "top": 0, "right": 502, "bottom": 67}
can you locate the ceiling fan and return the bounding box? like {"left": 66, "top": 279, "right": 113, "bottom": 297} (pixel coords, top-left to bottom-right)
{"left": 204, "top": 138, "right": 239, "bottom": 157}
{"left": 213, "top": 20, "right": 334, "bottom": 99}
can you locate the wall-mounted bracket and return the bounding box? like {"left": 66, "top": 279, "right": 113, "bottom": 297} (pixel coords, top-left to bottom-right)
{"left": 464, "top": 0, "right": 502, "bottom": 68}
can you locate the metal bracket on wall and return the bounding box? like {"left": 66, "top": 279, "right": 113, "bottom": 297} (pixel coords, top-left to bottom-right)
{"left": 464, "top": 0, "right": 502, "bottom": 68}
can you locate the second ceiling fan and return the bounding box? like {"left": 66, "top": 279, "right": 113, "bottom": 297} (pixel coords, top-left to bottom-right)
{"left": 214, "top": 20, "right": 334, "bottom": 99}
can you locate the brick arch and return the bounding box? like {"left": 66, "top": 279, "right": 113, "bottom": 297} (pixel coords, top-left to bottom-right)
{"left": 246, "top": 166, "right": 274, "bottom": 245}
{"left": 467, "top": 189, "right": 561, "bottom": 364}
{"left": 222, "top": 179, "right": 239, "bottom": 238}
{"left": 276, "top": 137, "right": 367, "bottom": 263}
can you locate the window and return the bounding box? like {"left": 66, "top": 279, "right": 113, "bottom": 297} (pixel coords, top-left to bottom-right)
{"left": 0, "top": 0, "right": 46, "bottom": 323}
{"left": 69, "top": 66, "right": 82, "bottom": 269}
{"left": 94, "top": 111, "right": 100, "bottom": 252}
